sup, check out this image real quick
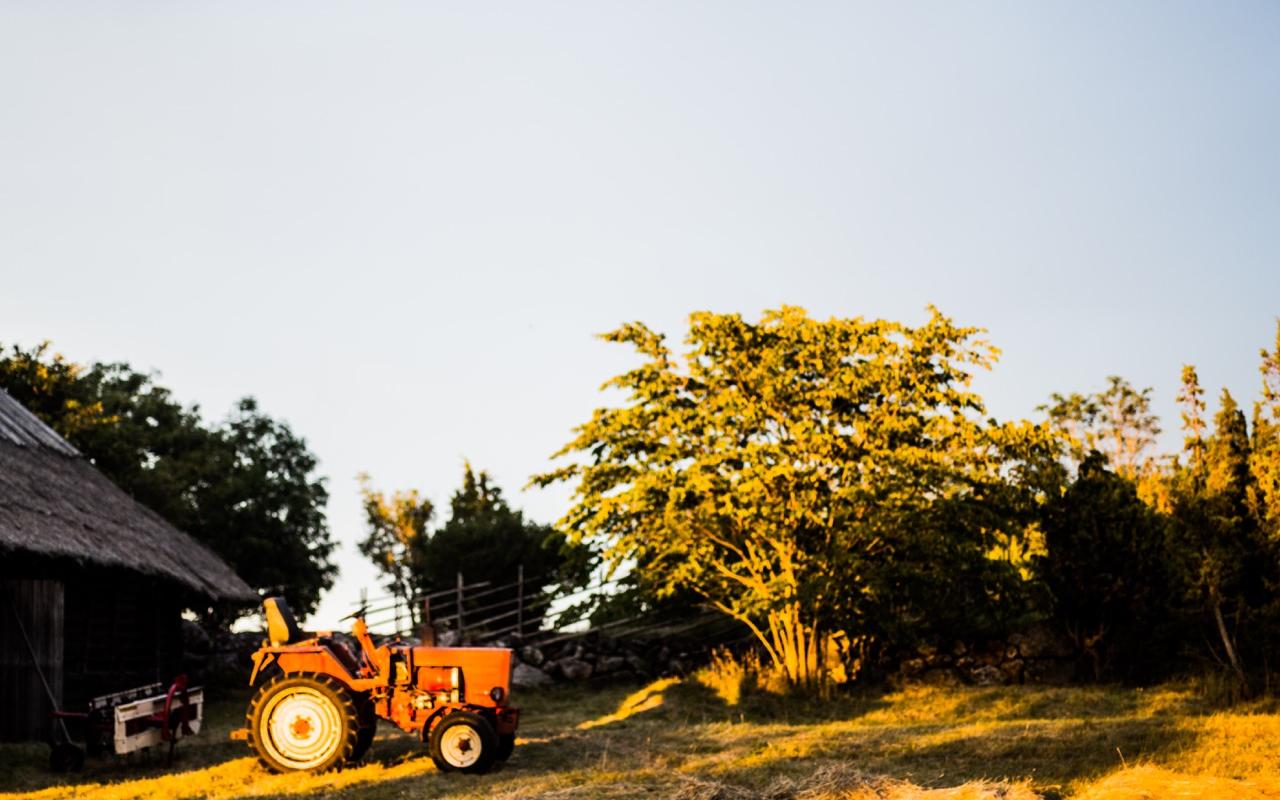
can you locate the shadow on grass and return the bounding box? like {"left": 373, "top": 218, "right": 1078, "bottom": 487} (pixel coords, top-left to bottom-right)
{"left": 0, "top": 680, "right": 1214, "bottom": 800}
{"left": 0, "top": 689, "right": 251, "bottom": 795}
{"left": 457, "top": 681, "right": 1203, "bottom": 800}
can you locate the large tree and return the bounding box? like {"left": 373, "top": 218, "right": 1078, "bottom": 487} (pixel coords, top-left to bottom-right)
{"left": 0, "top": 342, "right": 336, "bottom": 617}
{"left": 534, "top": 307, "right": 1055, "bottom": 686}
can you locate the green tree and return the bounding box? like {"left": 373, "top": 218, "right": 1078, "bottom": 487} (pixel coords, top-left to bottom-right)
{"left": 357, "top": 476, "right": 434, "bottom": 619}
{"left": 359, "top": 465, "right": 573, "bottom": 634}
{"left": 0, "top": 342, "right": 337, "bottom": 617}
{"left": 534, "top": 307, "right": 1055, "bottom": 686}
{"left": 1038, "top": 453, "right": 1174, "bottom": 681}
{"left": 423, "top": 465, "right": 570, "bottom": 630}
{"left": 1251, "top": 322, "right": 1280, "bottom": 534}
{"left": 1042, "top": 376, "right": 1161, "bottom": 476}
{"left": 1170, "top": 381, "right": 1265, "bottom": 694}
{"left": 192, "top": 399, "right": 335, "bottom": 616}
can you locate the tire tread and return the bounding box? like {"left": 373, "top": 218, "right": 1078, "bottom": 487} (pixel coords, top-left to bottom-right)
{"left": 245, "top": 671, "right": 359, "bottom": 773}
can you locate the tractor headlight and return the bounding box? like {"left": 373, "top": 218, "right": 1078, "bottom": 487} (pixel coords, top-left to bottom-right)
{"left": 450, "top": 667, "right": 460, "bottom": 689}
{"left": 489, "top": 686, "right": 505, "bottom": 703}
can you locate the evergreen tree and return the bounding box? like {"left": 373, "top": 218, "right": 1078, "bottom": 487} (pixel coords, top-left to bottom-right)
{"left": 1170, "top": 386, "right": 1264, "bottom": 694}
{"left": 1038, "top": 453, "right": 1174, "bottom": 681}
{"left": 1178, "top": 365, "right": 1208, "bottom": 465}
{"left": 421, "top": 464, "right": 570, "bottom": 620}
{"left": 1251, "top": 322, "right": 1280, "bottom": 533}
{"left": 359, "top": 465, "right": 576, "bottom": 635}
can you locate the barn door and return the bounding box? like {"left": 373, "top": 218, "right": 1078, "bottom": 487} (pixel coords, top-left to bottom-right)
{"left": 0, "top": 579, "right": 64, "bottom": 742}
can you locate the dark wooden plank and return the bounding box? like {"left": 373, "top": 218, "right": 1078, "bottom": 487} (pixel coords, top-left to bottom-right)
{"left": 0, "top": 578, "right": 64, "bottom": 742}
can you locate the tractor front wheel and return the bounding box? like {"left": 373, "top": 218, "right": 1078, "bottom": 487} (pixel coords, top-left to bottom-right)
{"left": 246, "top": 673, "right": 358, "bottom": 773}
{"left": 428, "top": 711, "right": 499, "bottom": 774}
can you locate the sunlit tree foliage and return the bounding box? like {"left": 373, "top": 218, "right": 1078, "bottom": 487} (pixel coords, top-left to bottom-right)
{"left": 535, "top": 307, "right": 1057, "bottom": 685}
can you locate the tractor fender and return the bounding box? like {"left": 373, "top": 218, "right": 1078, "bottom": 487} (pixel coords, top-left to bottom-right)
{"left": 419, "top": 705, "right": 499, "bottom": 741}
{"left": 248, "top": 646, "right": 360, "bottom": 690}
{"left": 275, "top": 648, "right": 360, "bottom": 687}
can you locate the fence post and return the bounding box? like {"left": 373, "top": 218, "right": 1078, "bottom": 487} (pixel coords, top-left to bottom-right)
{"left": 517, "top": 564, "right": 524, "bottom": 638}
{"left": 421, "top": 595, "right": 434, "bottom": 646}
{"left": 456, "top": 572, "right": 464, "bottom": 635}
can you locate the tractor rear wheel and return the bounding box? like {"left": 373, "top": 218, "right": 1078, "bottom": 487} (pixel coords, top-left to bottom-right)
{"left": 350, "top": 693, "right": 376, "bottom": 762}
{"left": 246, "top": 673, "right": 358, "bottom": 773}
{"left": 428, "top": 711, "right": 499, "bottom": 774}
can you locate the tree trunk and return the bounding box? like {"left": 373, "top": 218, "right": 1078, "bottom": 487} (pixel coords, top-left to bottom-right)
{"left": 767, "top": 604, "right": 822, "bottom": 688}
{"left": 1212, "top": 595, "right": 1248, "bottom": 695}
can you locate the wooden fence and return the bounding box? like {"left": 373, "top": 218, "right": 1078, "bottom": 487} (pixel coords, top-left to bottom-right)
{"left": 354, "top": 569, "right": 738, "bottom": 649}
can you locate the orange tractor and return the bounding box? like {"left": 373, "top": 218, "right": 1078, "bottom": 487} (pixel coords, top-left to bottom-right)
{"left": 232, "top": 598, "right": 518, "bottom": 774}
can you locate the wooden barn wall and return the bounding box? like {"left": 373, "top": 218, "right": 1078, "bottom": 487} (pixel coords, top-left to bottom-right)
{"left": 63, "top": 571, "right": 183, "bottom": 709}
{"left": 0, "top": 578, "right": 64, "bottom": 742}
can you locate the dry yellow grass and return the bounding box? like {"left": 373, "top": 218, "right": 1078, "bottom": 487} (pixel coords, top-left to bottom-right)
{"left": 3, "top": 677, "right": 1279, "bottom": 799}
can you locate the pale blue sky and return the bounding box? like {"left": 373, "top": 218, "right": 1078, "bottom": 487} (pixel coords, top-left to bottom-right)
{"left": 2, "top": 2, "right": 1277, "bottom": 627}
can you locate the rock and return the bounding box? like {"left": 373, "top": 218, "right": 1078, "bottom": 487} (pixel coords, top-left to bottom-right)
{"left": 899, "top": 658, "right": 926, "bottom": 678}
{"left": 597, "top": 655, "right": 627, "bottom": 674}
{"left": 553, "top": 657, "right": 594, "bottom": 682}
{"left": 1024, "top": 659, "right": 1076, "bottom": 685}
{"left": 1010, "top": 625, "right": 1073, "bottom": 660}
{"left": 512, "top": 663, "right": 553, "bottom": 689}
{"left": 1001, "top": 659, "right": 1025, "bottom": 683}
{"left": 968, "top": 664, "right": 1006, "bottom": 686}
{"left": 920, "top": 668, "right": 964, "bottom": 687}
{"left": 436, "top": 629, "right": 461, "bottom": 648}
{"left": 625, "top": 654, "right": 651, "bottom": 676}
{"left": 521, "top": 645, "right": 545, "bottom": 667}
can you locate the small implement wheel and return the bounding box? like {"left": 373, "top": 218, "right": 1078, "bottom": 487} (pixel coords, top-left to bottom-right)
{"left": 49, "top": 743, "right": 84, "bottom": 773}
{"left": 428, "top": 711, "right": 498, "bottom": 774}
{"left": 246, "top": 673, "right": 358, "bottom": 773}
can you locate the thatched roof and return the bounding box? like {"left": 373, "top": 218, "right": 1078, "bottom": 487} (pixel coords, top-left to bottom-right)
{"left": 0, "top": 389, "right": 257, "bottom": 603}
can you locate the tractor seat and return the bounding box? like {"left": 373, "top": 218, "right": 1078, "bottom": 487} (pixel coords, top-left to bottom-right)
{"left": 264, "top": 597, "right": 306, "bottom": 646}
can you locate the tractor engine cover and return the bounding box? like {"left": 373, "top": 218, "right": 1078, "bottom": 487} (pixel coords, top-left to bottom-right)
{"left": 410, "top": 647, "right": 513, "bottom": 708}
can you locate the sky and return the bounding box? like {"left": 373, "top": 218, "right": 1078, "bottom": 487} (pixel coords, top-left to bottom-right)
{"left": 2, "top": 2, "right": 1278, "bottom": 628}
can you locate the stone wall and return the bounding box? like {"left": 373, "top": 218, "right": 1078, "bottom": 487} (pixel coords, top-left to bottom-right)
{"left": 506, "top": 634, "right": 708, "bottom": 689}
{"left": 180, "top": 620, "right": 1081, "bottom": 691}
{"left": 886, "top": 625, "right": 1077, "bottom": 687}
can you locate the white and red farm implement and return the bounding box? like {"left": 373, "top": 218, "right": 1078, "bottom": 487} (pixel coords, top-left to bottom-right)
{"left": 48, "top": 676, "right": 204, "bottom": 771}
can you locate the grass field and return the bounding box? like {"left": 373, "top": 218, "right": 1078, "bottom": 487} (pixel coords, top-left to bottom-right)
{"left": 4, "top": 676, "right": 1280, "bottom": 800}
